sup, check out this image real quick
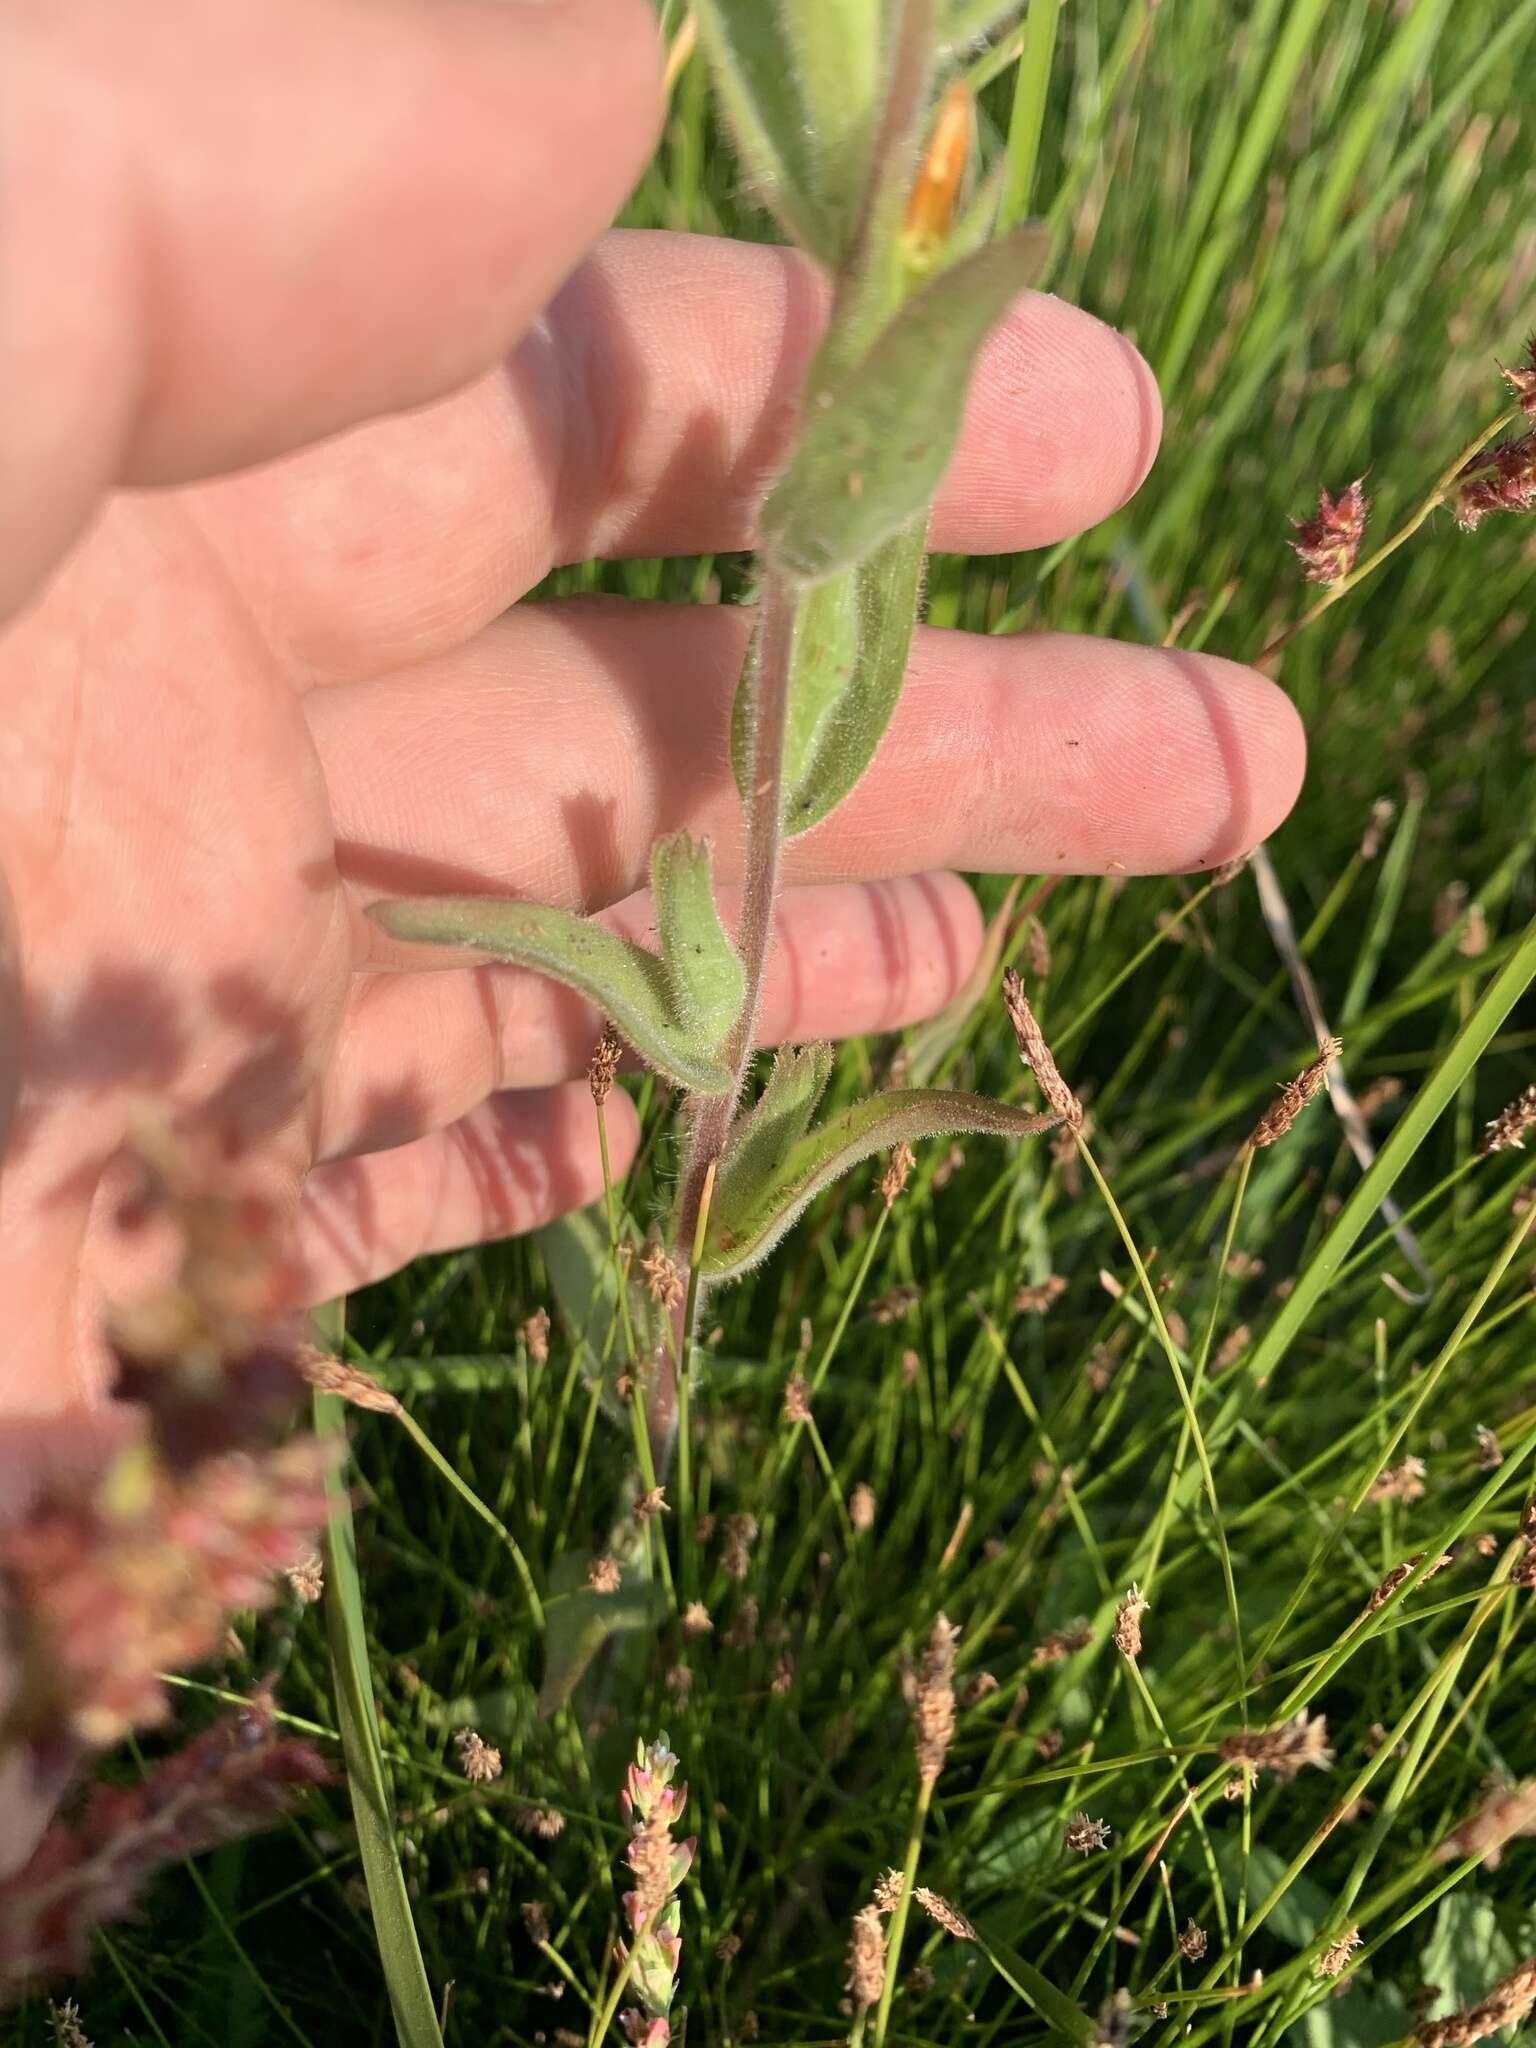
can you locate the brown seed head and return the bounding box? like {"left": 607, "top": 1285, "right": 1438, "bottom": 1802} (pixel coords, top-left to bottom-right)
{"left": 522, "top": 1307, "right": 551, "bottom": 1366}
{"left": 1317, "top": 1929, "right": 1362, "bottom": 1979}
{"left": 1002, "top": 968, "right": 1083, "bottom": 1130}
{"left": 1249, "top": 1038, "right": 1342, "bottom": 1149}
{"left": 1415, "top": 1957, "right": 1536, "bottom": 2048}
{"left": 1064, "top": 1812, "right": 1112, "bottom": 1854}
{"left": 782, "top": 1374, "right": 813, "bottom": 1425}
{"left": 639, "top": 1242, "right": 685, "bottom": 1310}
{"left": 1367, "top": 1454, "right": 1427, "bottom": 1505}
{"left": 634, "top": 1486, "right": 669, "bottom": 1526}
{"left": 846, "top": 1905, "right": 887, "bottom": 2009}
{"left": 873, "top": 1868, "right": 906, "bottom": 1914}
{"left": 588, "top": 1555, "right": 623, "bottom": 1595}
{"left": 1477, "top": 1083, "right": 1536, "bottom": 1157}
{"left": 721, "top": 1513, "right": 758, "bottom": 1581}
{"left": 294, "top": 1345, "right": 402, "bottom": 1416}
{"left": 1290, "top": 479, "right": 1369, "bottom": 585}
{"left": 51, "top": 2003, "right": 94, "bottom": 2048}
{"left": 521, "top": 1899, "right": 551, "bottom": 1946}
{"left": 1178, "top": 1919, "right": 1207, "bottom": 1962}
{"left": 849, "top": 1481, "right": 876, "bottom": 1533}
{"left": 1474, "top": 1424, "right": 1504, "bottom": 1470}
{"left": 961, "top": 1671, "right": 999, "bottom": 1710}
{"left": 1215, "top": 1324, "right": 1252, "bottom": 1372}
{"left": 454, "top": 1727, "right": 503, "bottom": 1784}
{"left": 914, "top": 1613, "right": 959, "bottom": 1784}
{"left": 914, "top": 1887, "right": 976, "bottom": 1941}
{"left": 1434, "top": 1779, "right": 1536, "bottom": 1871}
{"left": 682, "top": 1600, "right": 712, "bottom": 1637}
{"left": 1014, "top": 1275, "right": 1068, "bottom": 1315}
{"left": 1113, "top": 1584, "right": 1150, "bottom": 1660}
{"left": 1362, "top": 1551, "right": 1453, "bottom": 1618}
{"left": 1032, "top": 1621, "right": 1094, "bottom": 1669}
{"left": 881, "top": 1141, "right": 916, "bottom": 1211}
{"left": 1219, "top": 1708, "right": 1333, "bottom": 1781}
{"left": 588, "top": 1024, "right": 622, "bottom": 1107}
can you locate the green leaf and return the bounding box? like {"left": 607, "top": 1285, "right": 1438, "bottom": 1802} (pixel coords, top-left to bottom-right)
{"left": 902, "top": 878, "right": 1020, "bottom": 1084}
{"left": 652, "top": 831, "right": 745, "bottom": 1052}
{"left": 370, "top": 834, "right": 741, "bottom": 1094}
{"left": 733, "top": 518, "right": 928, "bottom": 837}
{"left": 536, "top": 1548, "right": 662, "bottom": 1719}
{"left": 691, "top": 0, "right": 886, "bottom": 266}
{"left": 315, "top": 1386, "right": 446, "bottom": 2048}
{"left": 759, "top": 224, "right": 1050, "bottom": 581}
{"left": 976, "top": 1934, "right": 1093, "bottom": 2046}
{"left": 716, "top": 1044, "right": 835, "bottom": 1210}
{"left": 702, "top": 1083, "right": 1057, "bottom": 1278}
{"left": 1420, "top": 1891, "right": 1516, "bottom": 2021}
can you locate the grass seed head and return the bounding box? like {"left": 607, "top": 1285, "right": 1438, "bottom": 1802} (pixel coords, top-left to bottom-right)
{"left": 588, "top": 1023, "right": 622, "bottom": 1107}
{"left": 881, "top": 1141, "right": 916, "bottom": 1210}
{"left": 1474, "top": 1424, "right": 1504, "bottom": 1470}
{"left": 50, "top": 2004, "right": 94, "bottom": 2048}
{"left": 589, "top": 1555, "right": 623, "bottom": 1594}
{"left": 1362, "top": 1551, "right": 1453, "bottom": 1618}
{"left": 1001, "top": 968, "right": 1084, "bottom": 1130}
{"left": 914, "top": 1887, "right": 976, "bottom": 1940}
{"left": 521, "top": 1899, "right": 551, "bottom": 1945}
{"left": 846, "top": 1905, "right": 886, "bottom": 2008}
{"left": 1114, "top": 1584, "right": 1150, "bottom": 1660}
{"left": 721, "top": 1514, "right": 758, "bottom": 1581}
{"left": 849, "top": 1482, "right": 876, "bottom": 1532}
{"left": 914, "top": 1613, "right": 959, "bottom": 1784}
{"left": 1249, "top": 1038, "right": 1342, "bottom": 1148}
{"left": 1477, "top": 1083, "right": 1536, "bottom": 1157}
{"left": 1178, "top": 1919, "right": 1208, "bottom": 1962}
{"left": 640, "top": 1242, "right": 685, "bottom": 1310}
{"left": 1454, "top": 433, "right": 1536, "bottom": 530}
{"left": 523, "top": 1307, "right": 551, "bottom": 1366}
{"left": 634, "top": 1486, "right": 669, "bottom": 1526}
{"left": 1317, "top": 1930, "right": 1362, "bottom": 1979}
{"left": 1289, "top": 479, "right": 1369, "bottom": 584}
{"left": 1219, "top": 1708, "right": 1334, "bottom": 1781}
{"left": 1014, "top": 1275, "right": 1067, "bottom": 1314}
{"left": 682, "top": 1601, "right": 712, "bottom": 1637}
{"left": 1415, "top": 1957, "right": 1536, "bottom": 2048}
{"left": 873, "top": 1869, "right": 906, "bottom": 1914}
{"left": 782, "top": 1374, "right": 812, "bottom": 1425}
{"left": 1367, "top": 1455, "right": 1428, "bottom": 1505}
{"left": 294, "top": 1346, "right": 402, "bottom": 1417}
{"left": 453, "top": 1728, "right": 502, "bottom": 1784}
{"left": 1064, "top": 1813, "right": 1112, "bottom": 1854}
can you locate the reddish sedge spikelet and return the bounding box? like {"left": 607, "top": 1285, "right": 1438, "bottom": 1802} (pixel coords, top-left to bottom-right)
{"left": 293, "top": 1345, "right": 401, "bottom": 1418}
{"left": 0, "top": 1703, "right": 327, "bottom": 1997}
{"left": 1249, "top": 1037, "right": 1342, "bottom": 1148}
{"left": 1453, "top": 432, "right": 1536, "bottom": 530}
{"left": 1361, "top": 1552, "right": 1452, "bottom": 1618}
{"left": 1289, "top": 479, "right": 1369, "bottom": 584}
{"left": 880, "top": 1141, "right": 915, "bottom": 1210}
{"left": 588, "top": 1023, "right": 622, "bottom": 1107}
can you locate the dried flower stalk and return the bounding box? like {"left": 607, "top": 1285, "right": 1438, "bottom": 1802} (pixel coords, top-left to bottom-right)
{"left": 1002, "top": 969, "right": 1083, "bottom": 1130}
{"left": 914, "top": 1615, "right": 958, "bottom": 1785}
{"left": 1249, "top": 1038, "right": 1342, "bottom": 1148}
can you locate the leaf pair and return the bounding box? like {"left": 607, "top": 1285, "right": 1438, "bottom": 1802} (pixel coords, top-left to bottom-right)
{"left": 370, "top": 833, "right": 742, "bottom": 1094}
{"left": 699, "top": 1045, "right": 1059, "bottom": 1278}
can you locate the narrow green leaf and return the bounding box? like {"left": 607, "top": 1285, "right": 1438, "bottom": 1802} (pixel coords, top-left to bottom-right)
{"left": 316, "top": 1390, "right": 445, "bottom": 2048}
{"left": 760, "top": 225, "right": 1050, "bottom": 581}
{"left": 731, "top": 518, "right": 927, "bottom": 837}
{"left": 976, "top": 1934, "right": 1094, "bottom": 2045}
{"left": 368, "top": 893, "right": 732, "bottom": 1094}
{"left": 702, "top": 1085, "right": 1057, "bottom": 1278}
{"left": 652, "top": 831, "right": 745, "bottom": 1053}
{"left": 690, "top": 0, "right": 881, "bottom": 265}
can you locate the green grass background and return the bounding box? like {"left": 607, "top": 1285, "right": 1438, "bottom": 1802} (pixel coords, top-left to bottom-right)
{"left": 23, "top": 1, "right": 1536, "bottom": 2041}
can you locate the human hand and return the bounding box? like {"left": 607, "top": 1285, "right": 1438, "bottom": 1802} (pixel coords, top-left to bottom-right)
{"left": 0, "top": 0, "right": 1304, "bottom": 1430}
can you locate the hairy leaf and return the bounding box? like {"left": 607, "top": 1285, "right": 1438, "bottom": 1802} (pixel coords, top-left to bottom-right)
{"left": 716, "top": 1044, "right": 835, "bottom": 1211}
{"left": 537, "top": 1547, "right": 661, "bottom": 1719}
{"left": 760, "top": 225, "right": 1050, "bottom": 581}
{"left": 653, "top": 831, "right": 746, "bottom": 1051}
{"left": 691, "top": 0, "right": 884, "bottom": 266}
{"left": 702, "top": 1084, "right": 1057, "bottom": 1278}
{"left": 371, "top": 835, "right": 741, "bottom": 1094}
{"left": 731, "top": 517, "right": 927, "bottom": 836}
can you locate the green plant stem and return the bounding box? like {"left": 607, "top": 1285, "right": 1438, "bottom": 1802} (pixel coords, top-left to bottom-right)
{"left": 871, "top": 1776, "right": 933, "bottom": 2048}
{"left": 996, "top": 0, "right": 1061, "bottom": 231}
{"left": 677, "top": 1155, "right": 717, "bottom": 1600}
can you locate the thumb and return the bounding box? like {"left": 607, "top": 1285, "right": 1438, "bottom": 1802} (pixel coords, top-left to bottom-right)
{"left": 0, "top": 0, "right": 662, "bottom": 621}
